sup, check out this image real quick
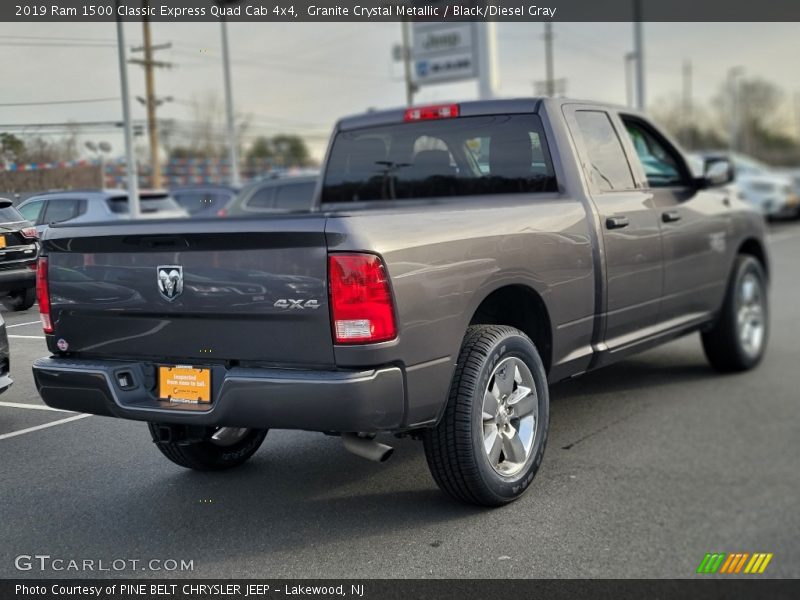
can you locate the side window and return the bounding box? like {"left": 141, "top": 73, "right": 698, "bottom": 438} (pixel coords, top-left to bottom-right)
{"left": 245, "top": 186, "right": 276, "bottom": 210}
{"left": 42, "top": 199, "right": 80, "bottom": 224}
{"left": 18, "top": 200, "right": 45, "bottom": 224}
{"left": 623, "top": 119, "right": 686, "bottom": 188}
{"left": 274, "top": 182, "right": 315, "bottom": 210}
{"left": 574, "top": 111, "right": 635, "bottom": 192}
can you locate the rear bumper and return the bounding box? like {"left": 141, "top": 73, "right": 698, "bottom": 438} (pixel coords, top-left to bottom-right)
{"left": 0, "top": 265, "right": 35, "bottom": 293}
{"left": 32, "top": 357, "right": 405, "bottom": 432}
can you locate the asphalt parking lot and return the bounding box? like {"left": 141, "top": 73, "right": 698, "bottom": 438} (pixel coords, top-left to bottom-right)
{"left": 1, "top": 224, "right": 798, "bottom": 579}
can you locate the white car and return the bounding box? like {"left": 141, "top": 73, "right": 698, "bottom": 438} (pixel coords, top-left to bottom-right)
{"left": 696, "top": 152, "right": 799, "bottom": 219}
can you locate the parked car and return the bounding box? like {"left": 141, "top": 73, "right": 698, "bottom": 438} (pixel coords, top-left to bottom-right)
{"left": 17, "top": 189, "right": 188, "bottom": 235}
{"left": 697, "top": 152, "right": 799, "bottom": 219}
{"left": 169, "top": 184, "right": 239, "bottom": 218}
{"left": 32, "top": 98, "right": 768, "bottom": 507}
{"left": 0, "top": 198, "right": 39, "bottom": 311}
{"left": 0, "top": 312, "right": 11, "bottom": 395}
{"left": 218, "top": 174, "right": 318, "bottom": 217}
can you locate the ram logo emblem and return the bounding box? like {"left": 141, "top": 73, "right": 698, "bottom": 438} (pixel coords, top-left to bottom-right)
{"left": 157, "top": 265, "right": 184, "bottom": 301}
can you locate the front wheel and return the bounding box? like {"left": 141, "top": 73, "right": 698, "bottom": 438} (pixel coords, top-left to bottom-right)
{"left": 148, "top": 424, "right": 268, "bottom": 471}
{"left": 702, "top": 255, "right": 769, "bottom": 372}
{"left": 2, "top": 288, "right": 36, "bottom": 311}
{"left": 423, "top": 325, "right": 549, "bottom": 507}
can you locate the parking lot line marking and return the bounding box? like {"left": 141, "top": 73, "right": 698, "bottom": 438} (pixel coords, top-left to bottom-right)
{"left": 0, "top": 413, "right": 91, "bottom": 441}
{"left": 0, "top": 401, "right": 76, "bottom": 413}
{"left": 8, "top": 335, "right": 45, "bottom": 340}
{"left": 6, "top": 320, "right": 42, "bottom": 328}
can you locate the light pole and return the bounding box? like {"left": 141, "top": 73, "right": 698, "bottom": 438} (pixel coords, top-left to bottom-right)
{"left": 633, "top": 0, "right": 645, "bottom": 110}
{"left": 85, "top": 141, "right": 113, "bottom": 189}
{"left": 219, "top": 14, "right": 241, "bottom": 187}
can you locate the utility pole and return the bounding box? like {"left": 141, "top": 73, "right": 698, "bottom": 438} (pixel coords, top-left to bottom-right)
{"left": 633, "top": 0, "right": 645, "bottom": 110}
{"left": 543, "top": 22, "right": 555, "bottom": 96}
{"left": 401, "top": 19, "right": 415, "bottom": 106}
{"left": 115, "top": 3, "right": 140, "bottom": 218}
{"left": 682, "top": 60, "right": 693, "bottom": 147}
{"left": 129, "top": 0, "right": 171, "bottom": 189}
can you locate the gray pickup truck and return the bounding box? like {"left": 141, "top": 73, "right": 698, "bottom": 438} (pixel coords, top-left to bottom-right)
{"left": 32, "top": 98, "right": 769, "bottom": 506}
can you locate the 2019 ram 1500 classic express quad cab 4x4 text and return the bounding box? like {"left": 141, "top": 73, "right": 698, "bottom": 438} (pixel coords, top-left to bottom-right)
{"left": 32, "top": 99, "right": 769, "bottom": 506}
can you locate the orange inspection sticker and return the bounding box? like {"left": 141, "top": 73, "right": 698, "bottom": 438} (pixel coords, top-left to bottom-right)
{"left": 158, "top": 366, "right": 211, "bottom": 403}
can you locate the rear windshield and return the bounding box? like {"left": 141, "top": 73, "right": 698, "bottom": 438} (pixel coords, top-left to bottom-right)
{"left": 0, "top": 205, "right": 24, "bottom": 222}
{"left": 321, "top": 114, "right": 557, "bottom": 203}
{"left": 107, "top": 194, "right": 183, "bottom": 214}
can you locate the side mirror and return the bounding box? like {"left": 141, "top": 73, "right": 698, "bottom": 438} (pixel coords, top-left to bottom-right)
{"left": 702, "top": 158, "right": 735, "bottom": 188}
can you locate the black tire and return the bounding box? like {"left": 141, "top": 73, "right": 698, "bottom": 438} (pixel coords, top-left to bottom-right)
{"left": 423, "top": 325, "right": 549, "bottom": 507}
{"left": 702, "top": 255, "right": 769, "bottom": 373}
{"left": 2, "top": 288, "right": 36, "bottom": 311}
{"left": 148, "top": 424, "right": 268, "bottom": 471}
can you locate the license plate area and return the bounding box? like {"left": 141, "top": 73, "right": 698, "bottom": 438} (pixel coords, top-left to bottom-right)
{"left": 158, "top": 365, "right": 211, "bottom": 404}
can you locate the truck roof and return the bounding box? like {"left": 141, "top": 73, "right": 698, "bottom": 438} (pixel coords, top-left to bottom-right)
{"left": 335, "top": 97, "right": 632, "bottom": 131}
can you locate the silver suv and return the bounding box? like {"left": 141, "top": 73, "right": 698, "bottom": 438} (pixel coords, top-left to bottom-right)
{"left": 18, "top": 189, "right": 188, "bottom": 234}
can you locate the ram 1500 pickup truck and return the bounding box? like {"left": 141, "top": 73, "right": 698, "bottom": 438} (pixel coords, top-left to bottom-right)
{"left": 32, "top": 98, "right": 769, "bottom": 506}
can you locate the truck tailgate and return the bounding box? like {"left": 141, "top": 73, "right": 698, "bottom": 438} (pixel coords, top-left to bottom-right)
{"left": 42, "top": 216, "right": 334, "bottom": 367}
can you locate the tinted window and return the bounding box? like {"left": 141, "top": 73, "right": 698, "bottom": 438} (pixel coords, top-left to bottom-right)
{"left": 174, "top": 191, "right": 231, "bottom": 213}
{"left": 18, "top": 201, "right": 44, "bottom": 223}
{"left": 246, "top": 186, "right": 276, "bottom": 209}
{"left": 624, "top": 119, "right": 685, "bottom": 187}
{"left": 274, "top": 182, "right": 315, "bottom": 210}
{"left": 574, "top": 111, "right": 635, "bottom": 192}
{"left": 0, "top": 205, "right": 24, "bottom": 222}
{"left": 321, "top": 114, "right": 557, "bottom": 203}
{"left": 107, "top": 194, "right": 182, "bottom": 214}
{"left": 43, "top": 199, "right": 80, "bottom": 224}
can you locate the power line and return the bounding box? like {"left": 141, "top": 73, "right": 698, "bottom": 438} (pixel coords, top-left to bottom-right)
{"left": 0, "top": 97, "right": 119, "bottom": 107}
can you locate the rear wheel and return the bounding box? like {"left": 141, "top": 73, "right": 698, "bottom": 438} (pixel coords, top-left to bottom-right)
{"left": 148, "top": 424, "right": 268, "bottom": 471}
{"left": 702, "top": 255, "right": 768, "bottom": 372}
{"left": 2, "top": 288, "right": 36, "bottom": 311}
{"left": 423, "top": 325, "right": 549, "bottom": 507}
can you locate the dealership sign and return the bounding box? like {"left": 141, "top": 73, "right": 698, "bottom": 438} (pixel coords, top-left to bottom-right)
{"left": 412, "top": 22, "right": 478, "bottom": 85}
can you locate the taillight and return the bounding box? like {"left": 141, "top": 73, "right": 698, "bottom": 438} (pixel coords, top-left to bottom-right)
{"left": 216, "top": 208, "right": 228, "bottom": 217}
{"left": 36, "top": 257, "right": 53, "bottom": 334}
{"left": 328, "top": 253, "right": 397, "bottom": 344}
{"left": 20, "top": 227, "right": 38, "bottom": 240}
{"left": 404, "top": 103, "right": 459, "bottom": 122}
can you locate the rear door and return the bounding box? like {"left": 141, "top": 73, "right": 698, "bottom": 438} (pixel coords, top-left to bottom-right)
{"left": 564, "top": 106, "right": 663, "bottom": 350}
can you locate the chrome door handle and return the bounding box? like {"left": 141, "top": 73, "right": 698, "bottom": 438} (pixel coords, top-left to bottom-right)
{"left": 662, "top": 211, "right": 682, "bottom": 223}
{"left": 606, "top": 216, "right": 629, "bottom": 230}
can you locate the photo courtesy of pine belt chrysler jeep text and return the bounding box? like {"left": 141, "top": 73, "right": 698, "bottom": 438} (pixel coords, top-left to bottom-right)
{"left": 32, "top": 98, "right": 769, "bottom": 506}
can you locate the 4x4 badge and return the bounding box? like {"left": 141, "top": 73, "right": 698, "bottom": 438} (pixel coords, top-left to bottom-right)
{"left": 157, "top": 265, "right": 184, "bottom": 301}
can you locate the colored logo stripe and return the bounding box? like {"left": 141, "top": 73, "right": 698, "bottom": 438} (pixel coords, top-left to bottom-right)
{"left": 697, "top": 552, "right": 773, "bottom": 574}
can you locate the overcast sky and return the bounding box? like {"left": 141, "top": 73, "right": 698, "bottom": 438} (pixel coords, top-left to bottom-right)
{"left": 2, "top": 21, "right": 799, "bottom": 159}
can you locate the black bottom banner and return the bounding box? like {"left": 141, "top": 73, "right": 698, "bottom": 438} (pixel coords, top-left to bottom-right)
{"left": 3, "top": 579, "right": 800, "bottom": 600}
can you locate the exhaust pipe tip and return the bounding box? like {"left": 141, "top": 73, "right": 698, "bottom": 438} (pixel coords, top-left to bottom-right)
{"left": 342, "top": 433, "right": 394, "bottom": 463}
